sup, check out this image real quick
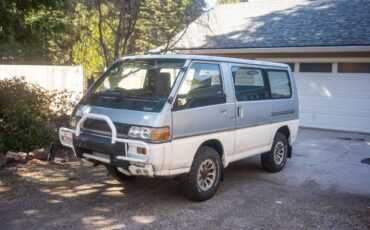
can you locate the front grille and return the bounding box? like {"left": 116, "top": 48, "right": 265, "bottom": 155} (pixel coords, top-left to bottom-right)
{"left": 82, "top": 119, "right": 131, "bottom": 136}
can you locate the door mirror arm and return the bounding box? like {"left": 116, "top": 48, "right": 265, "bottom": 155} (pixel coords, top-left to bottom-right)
{"left": 167, "top": 96, "right": 174, "bottom": 104}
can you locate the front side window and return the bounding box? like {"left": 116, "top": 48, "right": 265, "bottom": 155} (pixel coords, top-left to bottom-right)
{"left": 173, "top": 62, "right": 225, "bottom": 110}
{"left": 267, "top": 70, "right": 292, "bottom": 99}
{"left": 231, "top": 66, "right": 267, "bottom": 101}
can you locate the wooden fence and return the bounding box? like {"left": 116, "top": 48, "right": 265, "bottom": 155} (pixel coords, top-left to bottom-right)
{"left": 0, "top": 65, "right": 84, "bottom": 93}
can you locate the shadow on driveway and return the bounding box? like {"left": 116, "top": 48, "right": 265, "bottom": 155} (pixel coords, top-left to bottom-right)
{"left": 0, "top": 128, "right": 369, "bottom": 229}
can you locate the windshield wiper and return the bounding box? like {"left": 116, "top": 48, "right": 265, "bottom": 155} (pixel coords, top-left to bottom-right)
{"left": 95, "top": 87, "right": 128, "bottom": 96}
{"left": 129, "top": 90, "right": 163, "bottom": 100}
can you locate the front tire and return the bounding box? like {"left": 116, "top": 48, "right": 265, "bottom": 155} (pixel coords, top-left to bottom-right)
{"left": 182, "top": 146, "right": 222, "bottom": 202}
{"left": 261, "top": 132, "right": 288, "bottom": 173}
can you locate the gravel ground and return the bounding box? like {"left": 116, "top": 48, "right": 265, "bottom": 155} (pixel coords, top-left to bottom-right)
{"left": 0, "top": 128, "right": 370, "bottom": 230}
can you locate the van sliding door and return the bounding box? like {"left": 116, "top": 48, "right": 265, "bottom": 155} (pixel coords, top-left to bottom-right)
{"left": 231, "top": 65, "right": 272, "bottom": 161}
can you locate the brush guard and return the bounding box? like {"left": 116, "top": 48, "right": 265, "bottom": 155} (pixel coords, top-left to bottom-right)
{"left": 59, "top": 113, "right": 150, "bottom": 164}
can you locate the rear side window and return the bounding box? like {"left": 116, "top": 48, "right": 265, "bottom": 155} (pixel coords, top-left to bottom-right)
{"left": 267, "top": 70, "right": 292, "bottom": 99}
{"left": 173, "top": 62, "right": 225, "bottom": 110}
{"left": 231, "top": 66, "right": 268, "bottom": 101}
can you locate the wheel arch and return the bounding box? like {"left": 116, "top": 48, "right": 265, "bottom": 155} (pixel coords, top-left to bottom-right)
{"left": 199, "top": 139, "right": 225, "bottom": 166}
{"left": 275, "top": 125, "right": 292, "bottom": 158}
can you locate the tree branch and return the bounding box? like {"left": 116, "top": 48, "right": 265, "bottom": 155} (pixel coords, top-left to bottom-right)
{"left": 96, "top": 0, "right": 109, "bottom": 67}
{"left": 113, "top": 1, "right": 125, "bottom": 59}
{"left": 121, "top": 0, "right": 139, "bottom": 56}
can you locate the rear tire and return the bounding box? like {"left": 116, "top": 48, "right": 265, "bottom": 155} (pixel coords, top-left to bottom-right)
{"left": 106, "top": 165, "right": 135, "bottom": 181}
{"left": 261, "top": 132, "right": 288, "bottom": 173}
{"left": 181, "top": 146, "right": 222, "bottom": 202}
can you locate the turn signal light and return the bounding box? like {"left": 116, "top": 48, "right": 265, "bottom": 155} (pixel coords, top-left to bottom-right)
{"left": 137, "top": 147, "right": 147, "bottom": 155}
{"left": 150, "top": 127, "right": 171, "bottom": 141}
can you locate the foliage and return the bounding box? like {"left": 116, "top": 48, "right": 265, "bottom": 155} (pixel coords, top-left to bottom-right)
{"left": 0, "top": 0, "right": 72, "bottom": 64}
{"left": 0, "top": 0, "right": 206, "bottom": 76}
{"left": 72, "top": 2, "right": 108, "bottom": 77}
{"left": 0, "top": 78, "right": 79, "bottom": 153}
{"left": 134, "top": 0, "right": 204, "bottom": 54}
{"left": 73, "top": 0, "right": 206, "bottom": 77}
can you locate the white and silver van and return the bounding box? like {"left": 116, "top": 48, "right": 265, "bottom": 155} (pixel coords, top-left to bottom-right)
{"left": 60, "top": 55, "right": 299, "bottom": 201}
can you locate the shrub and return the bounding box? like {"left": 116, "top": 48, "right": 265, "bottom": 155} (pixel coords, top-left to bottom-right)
{"left": 0, "top": 78, "right": 79, "bottom": 153}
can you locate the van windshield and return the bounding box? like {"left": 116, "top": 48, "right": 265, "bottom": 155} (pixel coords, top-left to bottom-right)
{"left": 80, "top": 59, "right": 186, "bottom": 112}
{"left": 90, "top": 59, "right": 185, "bottom": 100}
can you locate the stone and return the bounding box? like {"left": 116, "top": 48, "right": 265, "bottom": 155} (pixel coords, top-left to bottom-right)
{"left": 5, "top": 151, "right": 22, "bottom": 162}
{"left": 0, "top": 153, "right": 6, "bottom": 167}
{"left": 28, "top": 158, "right": 46, "bottom": 165}
{"left": 29, "top": 148, "right": 49, "bottom": 161}
{"left": 18, "top": 152, "right": 29, "bottom": 162}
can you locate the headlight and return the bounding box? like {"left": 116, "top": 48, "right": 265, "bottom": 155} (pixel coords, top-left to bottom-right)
{"left": 128, "top": 126, "right": 170, "bottom": 141}
{"left": 60, "top": 130, "right": 73, "bottom": 146}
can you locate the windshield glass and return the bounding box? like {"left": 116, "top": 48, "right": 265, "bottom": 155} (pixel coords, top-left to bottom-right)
{"left": 90, "top": 59, "right": 186, "bottom": 100}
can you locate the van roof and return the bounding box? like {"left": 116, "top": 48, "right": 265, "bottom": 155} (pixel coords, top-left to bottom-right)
{"left": 121, "top": 54, "right": 289, "bottom": 69}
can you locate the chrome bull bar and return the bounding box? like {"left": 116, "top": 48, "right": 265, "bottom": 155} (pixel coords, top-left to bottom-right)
{"left": 59, "top": 113, "right": 150, "bottom": 163}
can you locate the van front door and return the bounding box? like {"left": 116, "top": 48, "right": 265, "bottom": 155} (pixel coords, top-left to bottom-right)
{"left": 170, "top": 62, "right": 235, "bottom": 170}
{"left": 231, "top": 65, "right": 272, "bottom": 161}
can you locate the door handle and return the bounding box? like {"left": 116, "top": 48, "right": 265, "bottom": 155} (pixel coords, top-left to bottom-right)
{"left": 220, "top": 108, "right": 227, "bottom": 113}
{"left": 237, "top": 106, "right": 244, "bottom": 118}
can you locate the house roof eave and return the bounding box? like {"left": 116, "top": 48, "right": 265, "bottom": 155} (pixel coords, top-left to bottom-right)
{"left": 176, "top": 46, "right": 370, "bottom": 54}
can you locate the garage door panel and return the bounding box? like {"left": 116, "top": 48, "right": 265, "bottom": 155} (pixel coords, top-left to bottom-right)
{"left": 295, "top": 72, "right": 370, "bottom": 133}
{"left": 300, "top": 106, "right": 370, "bottom": 118}
{"left": 299, "top": 96, "right": 370, "bottom": 111}
{"left": 298, "top": 90, "right": 370, "bottom": 99}
{"left": 297, "top": 79, "right": 370, "bottom": 96}
{"left": 297, "top": 76, "right": 370, "bottom": 86}
{"left": 300, "top": 112, "right": 370, "bottom": 133}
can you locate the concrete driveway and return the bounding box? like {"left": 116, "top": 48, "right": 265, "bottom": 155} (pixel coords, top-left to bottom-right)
{"left": 0, "top": 128, "right": 369, "bottom": 229}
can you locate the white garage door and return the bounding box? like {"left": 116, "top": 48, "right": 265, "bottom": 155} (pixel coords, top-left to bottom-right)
{"left": 295, "top": 63, "right": 370, "bottom": 133}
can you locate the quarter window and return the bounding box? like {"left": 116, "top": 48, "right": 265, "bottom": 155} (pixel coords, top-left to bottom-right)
{"left": 267, "top": 70, "right": 292, "bottom": 99}
{"left": 231, "top": 66, "right": 268, "bottom": 101}
{"left": 173, "top": 63, "right": 225, "bottom": 110}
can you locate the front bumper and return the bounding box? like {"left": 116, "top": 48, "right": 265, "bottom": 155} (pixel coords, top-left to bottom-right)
{"left": 59, "top": 113, "right": 154, "bottom": 176}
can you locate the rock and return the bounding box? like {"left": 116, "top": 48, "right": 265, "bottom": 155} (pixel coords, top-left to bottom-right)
{"left": 29, "top": 148, "right": 49, "bottom": 161}
{"left": 54, "top": 157, "right": 67, "bottom": 164}
{"left": 28, "top": 158, "right": 46, "bottom": 165}
{"left": 18, "top": 152, "right": 29, "bottom": 162}
{"left": 5, "top": 151, "right": 23, "bottom": 162}
{"left": 0, "top": 153, "right": 6, "bottom": 167}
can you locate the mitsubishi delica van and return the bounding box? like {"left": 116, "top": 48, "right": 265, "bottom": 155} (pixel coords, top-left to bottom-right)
{"left": 59, "top": 54, "right": 299, "bottom": 201}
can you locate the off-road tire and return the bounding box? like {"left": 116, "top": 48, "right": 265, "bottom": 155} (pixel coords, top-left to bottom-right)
{"left": 261, "top": 132, "right": 288, "bottom": 173}
{"left": 182, "top": 146, "right": 222, "bottom": 202}
{"left": 106, "top": 165, "right": 135, "bottom": 181}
